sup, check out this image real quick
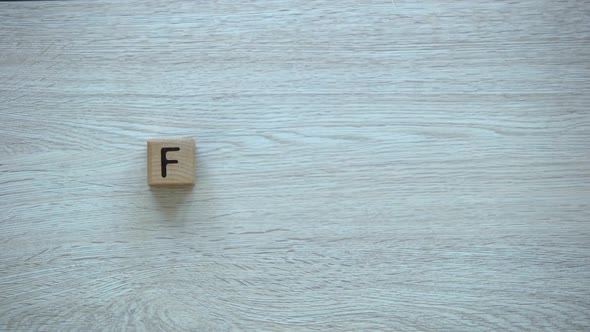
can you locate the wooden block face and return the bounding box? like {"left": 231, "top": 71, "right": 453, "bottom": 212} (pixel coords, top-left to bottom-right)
{"left": 147, "top": 138, "right": 195, "bottom": 187}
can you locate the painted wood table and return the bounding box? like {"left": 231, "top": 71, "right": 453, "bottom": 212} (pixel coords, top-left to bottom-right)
{"left": 1, "top": 0, "right": 589, "bottom": 330}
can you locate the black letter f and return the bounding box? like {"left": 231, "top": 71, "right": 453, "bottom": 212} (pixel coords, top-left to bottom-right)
{"left": 161, "top": 147, "right": 180, "bottom": 178}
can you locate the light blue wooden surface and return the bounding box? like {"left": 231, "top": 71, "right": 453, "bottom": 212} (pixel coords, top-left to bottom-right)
{"left": 1, "top": 0, "right": 589, "bottom": 330}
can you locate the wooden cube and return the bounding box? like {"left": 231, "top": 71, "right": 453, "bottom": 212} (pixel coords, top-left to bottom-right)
{"left": 147, "top": 138, "right": 195, "bottom": 187}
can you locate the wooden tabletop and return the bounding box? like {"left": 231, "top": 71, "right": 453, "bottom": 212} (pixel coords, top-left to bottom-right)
{"left": 1, "top": 0, "right": 589, "bottom": 330}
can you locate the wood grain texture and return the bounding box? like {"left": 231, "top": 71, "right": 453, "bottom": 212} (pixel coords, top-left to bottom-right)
{"left": 1, "top": 0, "right": 589, "bottom": 330}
